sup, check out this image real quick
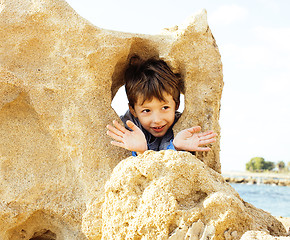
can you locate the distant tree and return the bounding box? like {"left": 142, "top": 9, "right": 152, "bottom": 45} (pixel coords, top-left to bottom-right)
{"left": 277, "top": 161, "right": 285, "bottom": 172}
{"left": 263, "top": 161, "right": 275, "bottom": 171}
{"left": 246, "top": 157, "right": 263, "bottom": 171}
{"left": 246, "top": 158, "right": 255, "bottom": 171}
{"left": 246, "top": 157, "right": 275, "bottom": 172}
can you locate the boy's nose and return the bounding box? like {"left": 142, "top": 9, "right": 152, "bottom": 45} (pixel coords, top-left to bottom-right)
{"left": 152, "top": 113, "right": 162, "bottom": 123}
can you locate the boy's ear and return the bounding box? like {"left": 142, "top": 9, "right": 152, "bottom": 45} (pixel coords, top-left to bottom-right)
{"left": 175, "top": 102, "right": 180, "bottom": 111}
{"left": 129, "top": 104, "right": 137, "bottom": 118}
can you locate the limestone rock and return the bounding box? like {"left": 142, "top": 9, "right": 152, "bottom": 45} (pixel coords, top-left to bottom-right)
{"left": 100, "top": 151, "right": 287, "bottom": 240}
{"left": 241, "top": 231, "right": 290, "bottom": 240}
{"left": 0, "top": 0, "right": 223, "bottom": 239}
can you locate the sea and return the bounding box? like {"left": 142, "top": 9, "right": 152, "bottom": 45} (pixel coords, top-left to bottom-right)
{"left": 230, "top": 183, "right": 290, "bottom": 217}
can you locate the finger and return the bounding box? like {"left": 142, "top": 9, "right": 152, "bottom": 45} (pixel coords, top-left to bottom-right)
{"left": 107, "top": 125, "right": 124, "bottom": 137}
{"left": 196, "top": 146, "right": 211, "bottom": 152}
{"left": 107, "top": 130, "right": 124, "bottom": 142}
{"left": 107, "top": 124, "right": 125, "bottom": 137}
{"left": 126, "top": 120, "right": 140, "bottom": 132}
{"left": 199, "top": 132, "right": 217, "bottom": 140}
{"left": 197, "top": 131, "right": 217, "bottom": 140}
{"left": 201, "top": 130, "right": 214, "bottom": 135}
{"left": 110, "top": 140, "right": 127, "bottom": 149}
{"left": 199, "top": 138, "right": 216, "bottom": 146}
{"left": 112, "top": 120, "right": 127, "bottom": 133}
{"left": 187, "top": 126, "right": 201, "bottom": 133}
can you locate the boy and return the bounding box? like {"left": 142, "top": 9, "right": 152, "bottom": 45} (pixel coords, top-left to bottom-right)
{"left": 107, "top": 56, "right": 217, "bottom": 156}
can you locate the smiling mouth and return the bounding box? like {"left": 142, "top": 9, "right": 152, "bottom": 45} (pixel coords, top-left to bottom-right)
{"left": 152, "top": 125, "right": 166, "bottom": 132}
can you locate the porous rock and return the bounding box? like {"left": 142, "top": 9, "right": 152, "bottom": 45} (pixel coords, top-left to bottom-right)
{"left": 241, "top": 231, "right": 290, "bottom": 240}
{"left": 100, "top": 151, "right": 287, "bottom": 240}
{"left": 1, "top": 0, "right": 223, "bottom": 239}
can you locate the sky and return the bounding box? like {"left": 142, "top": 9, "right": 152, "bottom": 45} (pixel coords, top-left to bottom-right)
{"left": 65, "top": 0, "right": 290, "bottom": 172}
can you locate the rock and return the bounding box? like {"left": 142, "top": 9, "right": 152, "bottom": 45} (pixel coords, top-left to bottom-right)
{"left": 200, "top": 224, "right": 215, "bottom": 240}
{"left": 0, "top": 0, "right": 223, "bottom": 239}
{"left": 241, "top": 231, "right": 290, "bottom": 240}
{"left": 168, "top": 227, "right": 188, "bottom": 240}
{"left": 100, "top": 151, "right": 287, "bottom": 240}
{"left": 186, "top": 220, "right": 205, "bottom": 240}
{"left": 167, "top": 220, "right": 207, "bottom": 240}
{"left": 224, "top": 176, "right": 290, "bottom": 186}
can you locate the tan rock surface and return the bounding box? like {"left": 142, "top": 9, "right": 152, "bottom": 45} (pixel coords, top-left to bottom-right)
{"left": 1, "top": 0, "right": 223, "bottom": 239}
{"left": 100, "top": 151, "right": 287, "bottom": 240}
{"left": 276, "top": 217, "right": 290, "bottom": 234}
{"left": 241, "top": 231, "right": 290, "bottom": 240}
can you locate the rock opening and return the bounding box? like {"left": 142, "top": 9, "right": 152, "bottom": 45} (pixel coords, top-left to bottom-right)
{"left": 111, "top": 85, "right": 185, "bottom": 116}
{"left": 29, "top": 229, "right": 56, "bottom": 240}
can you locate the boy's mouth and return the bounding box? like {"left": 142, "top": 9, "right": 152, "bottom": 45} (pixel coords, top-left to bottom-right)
{"left": 152, "top": 125, "right": 166, "bottom": 133}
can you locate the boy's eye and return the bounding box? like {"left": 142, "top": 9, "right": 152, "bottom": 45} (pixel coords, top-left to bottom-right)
{"left": 162, "top": 106, "right": 169, "bottom": 110}
{"left": 142, "top": 109, "right": 150, "bottom": 113}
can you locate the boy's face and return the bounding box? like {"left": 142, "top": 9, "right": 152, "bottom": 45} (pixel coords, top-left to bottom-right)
{"left": 129, "top": 92, "right": 177, "bottom": 138}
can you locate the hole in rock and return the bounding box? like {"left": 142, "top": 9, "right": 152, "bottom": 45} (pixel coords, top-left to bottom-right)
{"left": 29, "top": 229, "right": 56, "bottom": 240}
{"left": 111, "top": 86, "right": 184, "bottom": 117}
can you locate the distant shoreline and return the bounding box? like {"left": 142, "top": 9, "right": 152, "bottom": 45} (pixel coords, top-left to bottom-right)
{"left": 222, "top": 171, "right": 290, "bottom": 179}
{"left": 222, "top": 171, "right": 290, "bottom": 186}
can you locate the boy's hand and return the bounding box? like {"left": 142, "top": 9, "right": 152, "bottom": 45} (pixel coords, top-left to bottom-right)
{"left": 107, "top": 120, "right": 147, "bottom": 154}
{"left": 173, "top": 126, "right": 217, "bottom": 152}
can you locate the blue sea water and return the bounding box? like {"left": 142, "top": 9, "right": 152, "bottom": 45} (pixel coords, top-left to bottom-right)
{"left": 230, "top": 183, "right": 290, "bottom": 217}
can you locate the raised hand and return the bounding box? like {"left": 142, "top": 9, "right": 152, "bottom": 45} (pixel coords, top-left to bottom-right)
{"left": 106, "top": 120, "right": 147, "bottom": 154}
{"left": 173, "top": 126, "right": 217, "bottom": 152}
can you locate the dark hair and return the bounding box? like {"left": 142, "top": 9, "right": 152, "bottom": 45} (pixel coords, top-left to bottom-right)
{"left": 124, "top": 55, "right": 183, "bottom": 109}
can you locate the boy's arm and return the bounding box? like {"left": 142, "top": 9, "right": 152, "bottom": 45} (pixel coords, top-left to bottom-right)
{"left": 172, "top": 126, "right": 217, "bottom": 152}
{"left": 107, "top": 120, "right": 147, "bottom": 155}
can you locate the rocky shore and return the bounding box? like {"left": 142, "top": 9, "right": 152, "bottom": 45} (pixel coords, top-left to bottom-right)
{"left": 222, "top": 171, "right": 290, "bottom": 186}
